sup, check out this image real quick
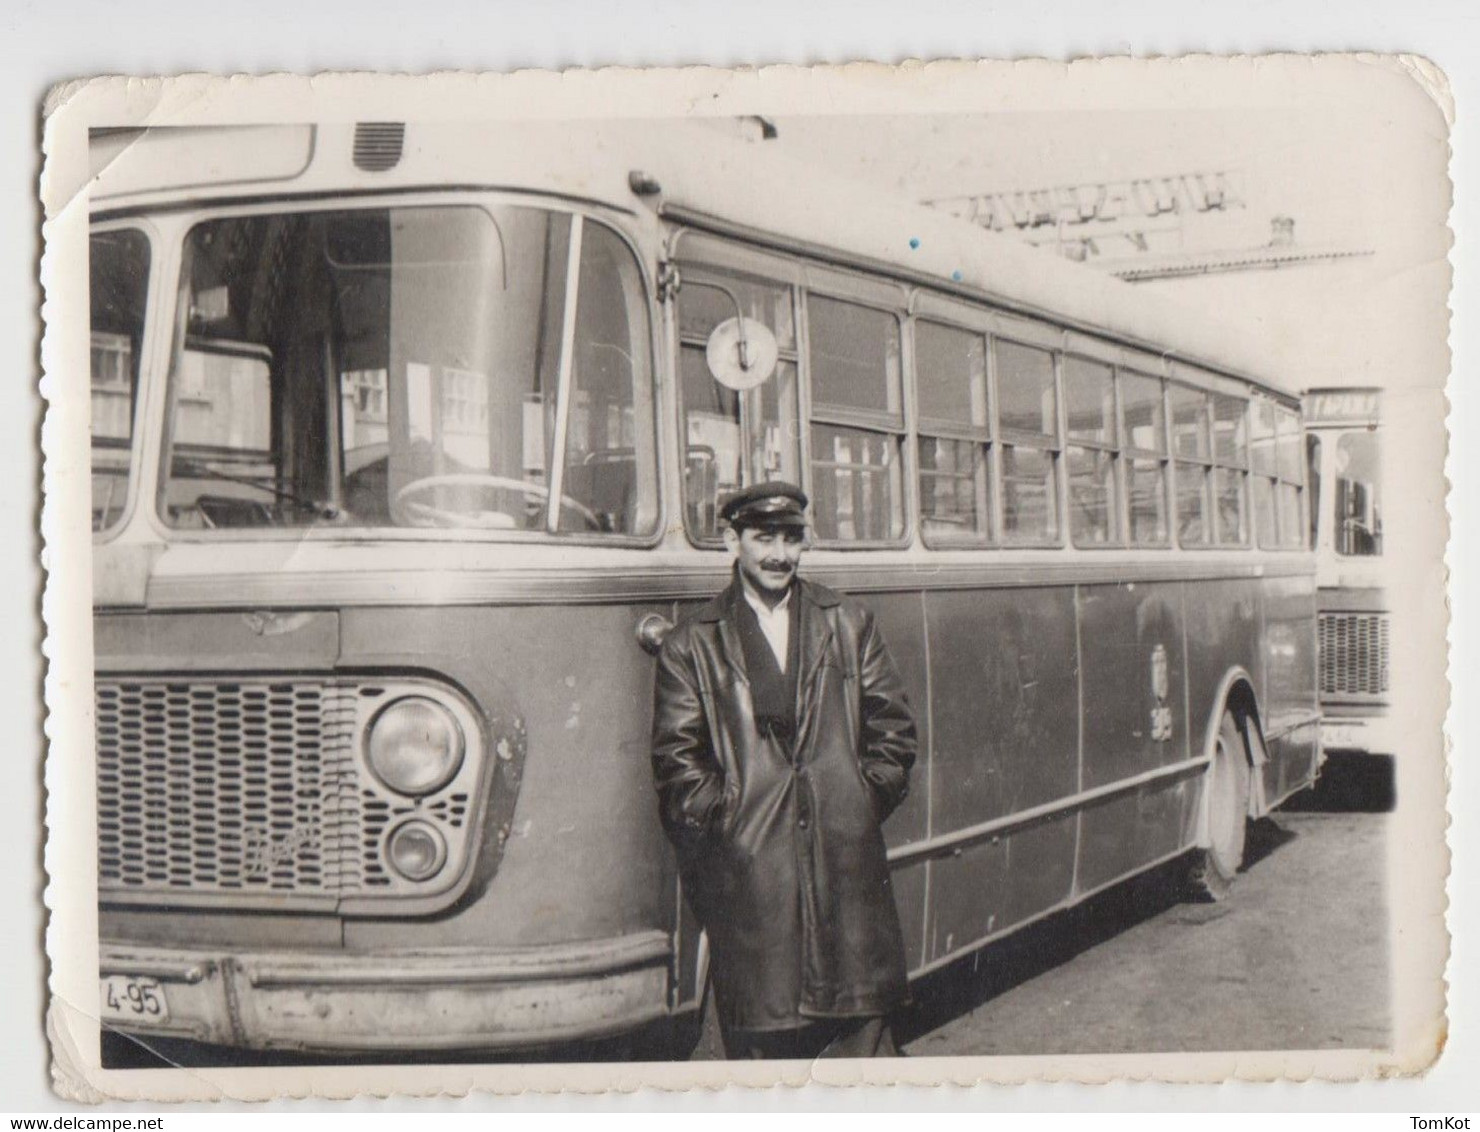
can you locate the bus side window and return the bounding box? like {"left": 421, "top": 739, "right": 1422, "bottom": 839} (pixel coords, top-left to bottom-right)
{"left": 676, "top": 269, "right": 801, "bottom": 542}
{"left": 1119, "top": 370, "right": 1170, "bottom": 546}
{"left": 1169, "top": 383, "right": 1212, "bottom": 547}
{"left": 1307, "top": 433, "right": 1322, "bottom": 551}
{"left": 1211, "top": 392, "right": 1250, "bottom": 547}
{"left": 1251, "top": 398, "right": 1279, "bottom": 547}
{"left": 1064, "top": 355, "right": 1118, "bottom": 546}
{"left": 805, "top": 295, "right": 906, "bottom": 543}
{"left": 915, "top": 320, "right": 991, "bottom": 547}
{"left": 1275, "top": 406, "right": 1307, "bottom": 548}
{"left": 1251, "top": 398, "right": 1307, "bottom": 549}
{"left": 995, "top": 338, "right": 1060, "bottom": 544}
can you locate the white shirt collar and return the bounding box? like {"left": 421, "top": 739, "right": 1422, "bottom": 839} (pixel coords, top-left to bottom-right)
{"left": 740, "top": 580, "right": 792, "bottom": 618}
{"left": 739, "top": 579, "right": 793, "bottom": 671}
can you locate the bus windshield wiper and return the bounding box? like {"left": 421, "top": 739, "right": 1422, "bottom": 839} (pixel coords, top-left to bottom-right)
{"left": 173, "top": 457, "right": 342, "bottom": 521}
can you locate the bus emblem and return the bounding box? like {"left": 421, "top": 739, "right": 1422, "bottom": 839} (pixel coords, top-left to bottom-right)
{"left": 243, "top": 826, "right": 320, "bottom": 878}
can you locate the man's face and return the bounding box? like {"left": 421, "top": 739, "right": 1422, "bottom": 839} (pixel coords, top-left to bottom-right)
{"left": 725, "top": 524, "right": 805, "bottom": 600}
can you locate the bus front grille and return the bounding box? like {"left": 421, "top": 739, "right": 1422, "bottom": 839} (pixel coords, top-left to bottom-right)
{"left": 95, "top": 677, "right": 474, "bottom": 905}
{"left": 1318, "top": 612, "right": 1390, "bottom": 700}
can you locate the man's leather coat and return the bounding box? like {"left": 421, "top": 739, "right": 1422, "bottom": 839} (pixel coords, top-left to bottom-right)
{"left": 651, "top": 576, "right": 918, "bottom": 1031}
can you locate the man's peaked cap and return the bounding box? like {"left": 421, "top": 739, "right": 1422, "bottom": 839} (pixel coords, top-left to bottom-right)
{"left": 720, "top": 481, "right": 809, "bottom": 530}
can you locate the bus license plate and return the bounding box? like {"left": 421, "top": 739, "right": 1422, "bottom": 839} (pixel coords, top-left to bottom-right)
{"left": 100, "top": 975, "right": 170, "bottom": 1025}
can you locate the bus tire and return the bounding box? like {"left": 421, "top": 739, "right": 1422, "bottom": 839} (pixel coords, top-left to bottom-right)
{"left": 1187, "top": 710, "right": 1251, "bottom": 902}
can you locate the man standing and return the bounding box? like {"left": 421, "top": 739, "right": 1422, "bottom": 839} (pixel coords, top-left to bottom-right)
{"left": 651, "top": 481, "right": 918, "bottom": 1059}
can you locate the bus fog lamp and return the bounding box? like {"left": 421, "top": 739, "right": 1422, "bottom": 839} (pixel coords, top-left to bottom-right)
{"left": 366, "top": 697, "right": 465, "bottom": 796}
{"left": 387, "top": 821, "right": 447, "bottom": 882}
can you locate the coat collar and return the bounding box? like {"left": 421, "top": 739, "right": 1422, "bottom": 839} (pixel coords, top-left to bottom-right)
{"left": 694, "top": 573, "right": 842, "bottom": 624}
{"left": 696, "top": 574, "right": 840, "bottom": 701}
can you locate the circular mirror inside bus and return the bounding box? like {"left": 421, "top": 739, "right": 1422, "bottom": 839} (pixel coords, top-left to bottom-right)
{"left": 705, "top": 316, "right": 778, "bottom": 391}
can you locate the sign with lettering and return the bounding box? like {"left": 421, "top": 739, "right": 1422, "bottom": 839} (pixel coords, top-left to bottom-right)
{"left": 1304, "top": 390, "right": 1382, "bottom": 425}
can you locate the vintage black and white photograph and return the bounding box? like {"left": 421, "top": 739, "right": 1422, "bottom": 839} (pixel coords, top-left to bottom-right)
{"left": 38, "top": 60, "right": 1451, "bottom": 1099}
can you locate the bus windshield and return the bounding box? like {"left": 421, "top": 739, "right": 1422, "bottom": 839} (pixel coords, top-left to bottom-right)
{"left": 158, "top": 204, "right": 656, "bottom": 537}
{"left": 91, "top": 228, "right": 151, "bottom": 533}
{"left": 1334, "top": 429, "right": 1382, "bottom": 556}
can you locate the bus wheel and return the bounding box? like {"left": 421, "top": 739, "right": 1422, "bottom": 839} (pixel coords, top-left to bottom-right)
{"left": 1187, "top": 710, "right": 1251, "bottom": 902}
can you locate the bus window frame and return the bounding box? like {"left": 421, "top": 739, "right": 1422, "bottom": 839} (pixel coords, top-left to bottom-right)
{"left": 1307, "top": 431, "right": 1323, "bottom": 553}
{"left": 799, "top": 267, "right": 913, "bottom": 550}
{"left": 142, "top": 192, "right": 667, "bottom": 550}
{"left": 670, "top": 228, "right": 1307, "bottom": 561}
{"left": 674, "top": 242, "right": 805, "bottom": 553}
{"left": 1281, "top": 404, "right": 1312, "bottom": 550}
{"left": 1061, "top": 349, "right": 1126, "bottom": 549}
{"left": 91, "top": 218, "right": 164, "bottom": 546}
{"left": 672, "top": 235, "right": 917, "bottom": 551}
{"left": 1167, "top": 373, "right": 1253, "bottom": 552}
{"left": 1116, "top": 366, "right": 1173, "bottom": 549}
{"left": 992, "top": 328, "right": 1067, "bottom": 550}
{"left": 673, "top": 257, "right": 805, "bottom": 548}
{"left": 911, "top": 315, "right": 995, "bottom": 549}
{"left": 1209, "top": 387, "right": 1252, "bottom": 549}
{"left": 1251, "top": 393, "right": 1309, "bottom": 551}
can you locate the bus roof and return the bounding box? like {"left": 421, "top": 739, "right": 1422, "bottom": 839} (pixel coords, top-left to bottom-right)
{"left": 90, "top": 121, "right": 1301, "bottom": 401}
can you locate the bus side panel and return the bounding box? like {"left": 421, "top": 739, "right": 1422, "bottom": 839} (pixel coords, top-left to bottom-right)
{"left": 338, "top": 604, "right": 675, "bottom": 952}
{"left": 922, "top": 812, "right": 1077, "bottom": 966}
{"left": 924, "top": 586, "right": 1080, "bottom": 830}
{"left": 1075, "top": 782, "right": 1198, "bottom": 895}
{"left": 862, "top": 591, "right": 931, "bottom": 849}
{"left": 923, "top": 840, "right": 1003, "bottom": 964}
{"left": 1261, "top": 573, "right": 1321, "bottom": 802}
{"left": 1001, "top": 814, "right": 1079, "bottom": 925}
{"left": 857, "top": 591, "right": 932, "bottom": 972}
{"left": 1075, "top": 580, "right": 1195, "bottom": 891}
{"left": 1077, "top": 581, "right": 1189, "bottom": 787}
{"left": 921, "top": 586, "right": 1079, "bottom": 957}
{"left": 1183, "top": 577, "right": 1262, "bottom": 757}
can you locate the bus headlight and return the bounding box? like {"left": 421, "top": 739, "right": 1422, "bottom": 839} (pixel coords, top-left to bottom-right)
{"left": 387, "top": 820, "right": 448, "bottom": 881}
{"left": 365, "top": 696, "right": 465, "bottom": 796}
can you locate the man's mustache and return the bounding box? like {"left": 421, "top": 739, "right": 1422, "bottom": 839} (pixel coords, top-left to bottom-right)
{"left": 759, "top": 561, "right": 794, "bottom": 571}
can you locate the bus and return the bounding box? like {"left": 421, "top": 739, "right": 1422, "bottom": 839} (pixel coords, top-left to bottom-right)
{"left": 87, "top": 121, "right": 1320, "bottom": 1057}
{"left": 1304, "top": 387, "right": 1392, "bottom": 759}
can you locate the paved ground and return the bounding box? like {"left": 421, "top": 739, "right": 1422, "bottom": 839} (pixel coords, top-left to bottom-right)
{"left": 898, "top": 809, "right": 1389, "bottom": 1056}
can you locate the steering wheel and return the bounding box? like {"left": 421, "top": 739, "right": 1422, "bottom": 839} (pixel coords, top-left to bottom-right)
{"left": 393, "top": 473, "right": 603, "bottom": 531}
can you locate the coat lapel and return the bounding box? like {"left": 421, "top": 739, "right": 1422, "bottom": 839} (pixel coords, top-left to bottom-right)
{"left": 713, "top": 579, "right": 750, "bottom": 686}
{"left": 795, "top": 581, "right": 837, "bottom": 726}
{"left": 707, "top": 576, "right": 839, "bottom": 707}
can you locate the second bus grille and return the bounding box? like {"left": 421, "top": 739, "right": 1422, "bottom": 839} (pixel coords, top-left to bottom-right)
{"left": 1318, "top": 612, "right": 1390, "bottom": 699}
{"left": 96, "top": 678, "right": 473, "bottom": 904}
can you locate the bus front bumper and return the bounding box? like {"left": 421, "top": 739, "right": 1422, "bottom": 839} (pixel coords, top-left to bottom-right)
{"left": 99, "top": 930, "right": 673, "bottom": 1052}
{"left": 1320, "top": 705, "right": 1397, "bottom": 757}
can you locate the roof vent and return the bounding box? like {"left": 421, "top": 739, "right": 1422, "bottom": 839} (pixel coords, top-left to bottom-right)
{"left": 353, "top": 122, "right": 405, "bottom": 172}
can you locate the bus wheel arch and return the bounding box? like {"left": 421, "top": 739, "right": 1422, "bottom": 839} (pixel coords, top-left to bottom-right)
{"left": 1187, "top": 672, "right": 1261, "bottom": 901}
